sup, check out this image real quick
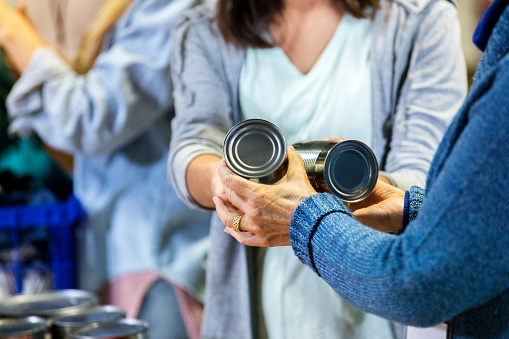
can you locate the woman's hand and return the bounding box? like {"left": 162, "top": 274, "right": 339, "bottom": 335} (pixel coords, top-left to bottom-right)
{"left": 348, "top": 180, "right": 406, "bottom": 233}
{"left": 0, "top": 0, "right": 45, "bottom": 73}
{"left": 214, "top": 146, "right": 317, "bottom": 247}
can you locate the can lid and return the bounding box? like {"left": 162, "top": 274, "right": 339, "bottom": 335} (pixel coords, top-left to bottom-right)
{"left": 53, "top": 305, "right": 126, "bottom": 328}
{"left": 0, "top": 316, "right": 50, "bottom": 336}
{"left": 71, "top": 319, "right": 149, "bottom": 338}
{"left": 223, "top": 119, "right": 287, "bottom": 184}
{"left": 0, "top": 290, "right": 98, "bottom": 318}
{"left": 324, "top": 140, "right": 378, "bottom": 202}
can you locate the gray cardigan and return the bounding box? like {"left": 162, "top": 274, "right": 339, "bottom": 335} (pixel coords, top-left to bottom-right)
{"left": 168, "top": 0, "right": 466, "bottom": 337}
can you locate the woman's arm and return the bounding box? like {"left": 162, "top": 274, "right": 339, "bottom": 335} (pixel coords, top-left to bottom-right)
{"left": 0, "top": 0, "right": 45, "bottom": 74}
{"left": 7, "top": 0, "right": 184, "bottom": 156}
{"left": 381, "top": 1, "right": 467, "bottom": 190}
{"left": 168, "top": 10, "right": 237, "bottom": 209}
{"left": 186, "top": 154, "right": 222, "bottom": 209}
{"left": 291, "top": 74, "right": 509, "bottom": 326}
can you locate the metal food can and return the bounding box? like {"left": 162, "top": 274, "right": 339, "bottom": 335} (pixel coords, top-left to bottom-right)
{"left": 292, "top": 140, "right": 378, "bottom": 202}
{"left": 223, "top": 119, "right": 287, "bottom": 184}
{"left": 70, "top": 319, "right": 149, "bottom": 339}
{"left": 0, "top": 290, "right": 98, "bottom": 318}
{"left": 52, "top": 305, "right": 126, "bottom": 339}
{"left": 0, "top": 316, "right": 51, "bottom": 339}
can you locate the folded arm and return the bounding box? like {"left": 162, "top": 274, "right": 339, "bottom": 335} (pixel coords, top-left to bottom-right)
{"left": 7, "top": 0, "right": 184, "bottom": 156}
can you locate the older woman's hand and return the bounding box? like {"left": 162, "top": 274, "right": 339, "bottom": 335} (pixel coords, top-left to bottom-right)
{"left": 214, "top": 146, "right": 317, "bottom": 247}
{"left": 348, "top": 180, "right": 406, "bottom": 233}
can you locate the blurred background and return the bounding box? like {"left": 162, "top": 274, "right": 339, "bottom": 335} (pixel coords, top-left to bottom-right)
{"left": 4, "top": 0, "right": 490, "bottom": 87}
{"left": 457, "top": 0, "right": 491, "bottom": 86}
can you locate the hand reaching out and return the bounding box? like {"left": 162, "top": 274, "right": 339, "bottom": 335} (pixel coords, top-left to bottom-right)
{"left": 214, "top": 146, "right": 317, "bottom": 247}
{"left": 348, "top": 180, "right": 405, "bottom": 233}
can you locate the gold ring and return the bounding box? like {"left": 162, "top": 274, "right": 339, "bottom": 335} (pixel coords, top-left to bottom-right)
{"left": 233, "top": 214, "right": 243, "bottom": 232}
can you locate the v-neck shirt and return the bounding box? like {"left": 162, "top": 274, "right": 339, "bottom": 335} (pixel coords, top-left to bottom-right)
{"left": 239, "top": 13, "right": 395, "bottom": 339}
{"left": 240, "top": 12, "right": 373, "bottom": 146}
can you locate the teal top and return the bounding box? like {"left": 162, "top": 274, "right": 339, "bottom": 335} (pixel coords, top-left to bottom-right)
{"left": 239, "top": 13, "right": 393, "bottom": 339}
{"left": 0, "top": 50, "right": 69, "bottom": 195}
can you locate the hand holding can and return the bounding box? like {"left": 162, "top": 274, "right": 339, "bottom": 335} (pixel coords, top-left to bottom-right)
{"left": 223, "top": 119, "right": 378, "bottom": 202}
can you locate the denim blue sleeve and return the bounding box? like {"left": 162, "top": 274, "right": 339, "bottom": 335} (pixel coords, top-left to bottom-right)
{"left": 401, "top": 186, "right": 425, "bottom": 233}
{"left": 290, "top": 62, "right": 509, "bottom": 327}
{"left": 7, "top": 0, "right": 193, "bottom": 156}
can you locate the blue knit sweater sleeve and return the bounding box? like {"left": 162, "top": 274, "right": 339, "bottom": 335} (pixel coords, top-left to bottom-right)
{"left": 401, "top": 186, "right": 425, "bottom": 232}
{"left": 290, "top": 59, "right": 509, "bottom": 327}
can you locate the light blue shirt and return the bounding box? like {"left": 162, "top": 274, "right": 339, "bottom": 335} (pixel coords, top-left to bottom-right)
{"left": 6, "top": 0, "right": 211, "bottom": 299}
{"left": 239, "top": 13, "right": 373, "bottom": 147}
{"left": 239, "top": 13, "right": 394, "bottom": 339}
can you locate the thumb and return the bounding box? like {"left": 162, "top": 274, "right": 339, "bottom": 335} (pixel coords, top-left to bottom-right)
{"left": 286, "top": 146, "right": 307, "bottom": 179}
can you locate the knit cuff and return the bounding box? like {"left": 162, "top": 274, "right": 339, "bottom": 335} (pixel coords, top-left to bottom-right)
{"left": 400, "top": 186, "right": 425, "bottom": 234}
{"left": 400, "top": 190, "right": 411, "bottom": 234}
{"left": 290, "top": 193, "right": 350, "bottom": 275}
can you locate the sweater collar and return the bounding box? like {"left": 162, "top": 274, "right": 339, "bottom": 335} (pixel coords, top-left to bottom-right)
{"left": 472, "top": 0, "right": 509, "bottom": 81}
{"left": 473, "top": 0, "right": 509, "bottom": 51}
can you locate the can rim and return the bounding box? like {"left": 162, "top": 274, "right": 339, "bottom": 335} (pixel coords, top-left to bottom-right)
{"left": 324, "top": 140, "right": 378, "bottom": 202}
{"left": 0, "top": 316, "right": 51, "bottom": 336}
{"left": 223, "top": 119, "right": 287, "bottom": 183}
{"left": 52, "top": 305, "right": 126, "bottom": 327}
{"left": 71, "top": 318, "right": 149, "bottom": 338}
{"left": 0, "top": 289, "right": 98, "bottom": 317}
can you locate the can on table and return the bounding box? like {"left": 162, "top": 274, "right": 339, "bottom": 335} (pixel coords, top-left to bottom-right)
{"left": 292, "top": 140, "right": 378, "bottom": 202}
{"left": 70, "top": 319, "right": 149, "bottom": 339}
{"left": 0, "top": 316, "right": 51, "bottom": 339}
{"left": 0, "top": 290, "right": 98, "bottom": 319}
{"left": 52, "top": 305, "right": 126, "bottom": 339}
{"left": 223, "top": 119, "right": 287, "bottom": 185}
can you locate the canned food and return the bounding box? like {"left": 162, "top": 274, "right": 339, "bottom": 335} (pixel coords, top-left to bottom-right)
{"left": 0, "top": 316, "right": 51, "bottom": 339}
{"left": 292, "top": 140, "right": 378, "bottom": 202}
{"left": 70, "top": 319, "right": 149, "bottom": 339}
{"left": 52, "top": 305, "right": 126, "bottom": 339}
{"left": 223, "top": 119, "right": 287, "bottom": 184}
{"left": 0, "top": 290, "right": 98, "bottom": 318}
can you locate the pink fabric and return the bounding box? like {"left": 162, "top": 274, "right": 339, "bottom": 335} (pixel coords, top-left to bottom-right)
{"left": 98, "top": 271, "right": 203, "bottom": 339}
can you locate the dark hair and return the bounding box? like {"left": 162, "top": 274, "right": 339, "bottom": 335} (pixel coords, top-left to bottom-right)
{"left": 217, "top": 0, "right": 380, "bottom": 48}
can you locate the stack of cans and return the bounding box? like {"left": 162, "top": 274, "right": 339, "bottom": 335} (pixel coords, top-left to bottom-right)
{"left": 0, "top": 290, "right": 148, "bottom": 339}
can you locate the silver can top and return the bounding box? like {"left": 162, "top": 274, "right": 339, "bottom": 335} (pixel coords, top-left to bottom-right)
{"left": 223, "top": 119, "right": 287, "bottom": 184}
{"left": 71, "top": 319, "right": 149, "bottom": 339}
{"left": 52, "top": 305, "right": 126, "bottom": 329}
{"left": 325, "top": 140, "right": 378, "bottom": 202}
{"left": 0, "top": 316, "right": 50, "bottom": 336}
{"left": 0, "top": 290, "right": 98, "bottom": 318}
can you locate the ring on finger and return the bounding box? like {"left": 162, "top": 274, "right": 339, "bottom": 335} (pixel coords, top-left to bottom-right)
{"left": 233, "top": 214, "right": 243, "bottom": 232}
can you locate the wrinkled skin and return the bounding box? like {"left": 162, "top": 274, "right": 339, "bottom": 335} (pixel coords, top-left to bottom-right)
{"left": 214, "top": 147, "right": 316, "bottom": 247}
{"left": 215, "top": 146, "right": 406, "bottom": 247}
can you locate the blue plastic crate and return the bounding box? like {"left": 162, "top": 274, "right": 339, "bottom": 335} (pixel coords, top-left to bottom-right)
{"left": 0, "top": 195, "right": 85, "bottom": 294}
